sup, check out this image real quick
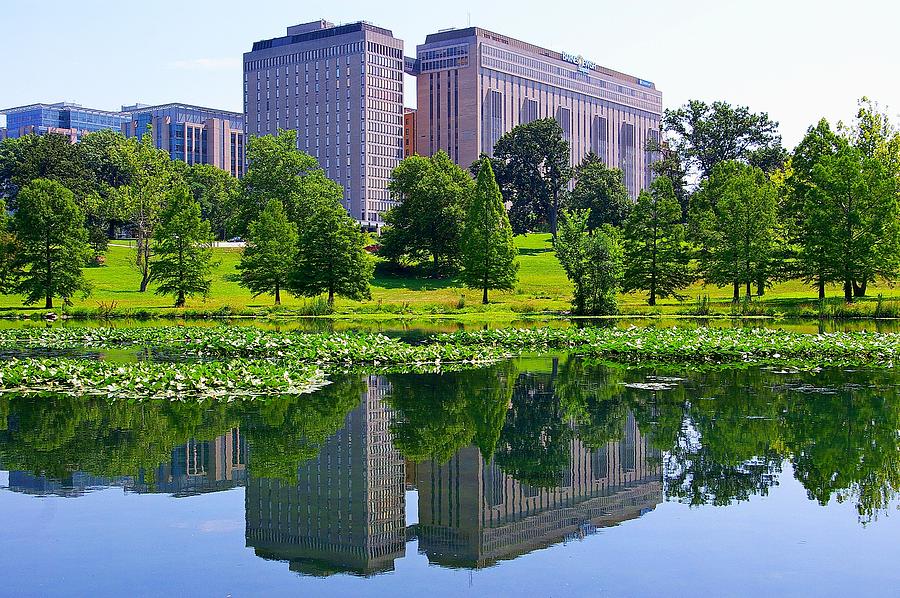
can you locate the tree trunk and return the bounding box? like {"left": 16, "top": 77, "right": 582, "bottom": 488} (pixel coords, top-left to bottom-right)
{"left": 756, "top": 279, "right": 764, "bottom": 297}
{"left": 275, "top": 284, "right": 281, "bottom": 305}
{"left": 45, "top": 296, "right": 53, "bottom": 309}
{"left": 746, "top": 281, "right": 751, "bottom": 298}
{"left": 482, "top": 286, "right": 488, "bottom": 305}
{"left": 550, "top": 189, "right": 559, "bottom": 241}
{"left": 853, "top": 280, "right": 867, "bottom": 297}
{"left": 844, "top": 279, "right": 853, "bottom": 303}
{"left": 176, "top": 290, "right": 185, "bottom": 308}
{"left": 732, "top": 282, "right": 740, "bottom": 303}
{"left": 328, "top": 288, "right": 335, "bottom": 307}
{"left": 818, "top": 278, "right": 825, "bottom": 300}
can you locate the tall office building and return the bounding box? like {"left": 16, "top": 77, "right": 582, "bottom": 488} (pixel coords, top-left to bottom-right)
{"left": 122, "top": 103, "right": 246, "bottom": 178}
{"left": 0, "top": 102, "right": 130, "bottom": 142}
{"left": 413, "top": 27, "right": 663, "bottom": 197}
{"left": 244, "top": 20, "right": 405, "bottom": 228}
{"left": 246, "top": 376, "right": 407, "bottom": 576}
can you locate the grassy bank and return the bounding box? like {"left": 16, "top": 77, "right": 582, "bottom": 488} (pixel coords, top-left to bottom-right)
{"left": 2, "top": 234, "right": 900, "bottom": 320}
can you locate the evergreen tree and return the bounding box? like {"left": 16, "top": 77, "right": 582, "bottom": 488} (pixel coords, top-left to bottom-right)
{"left": 622, "top": 176, "right": 693, "bottom": 305}
{"left": 13, "top": 179, "right": 92, "bottom": 308}
{"left": 236, "top": 199, "right": 298, "bottom": 305}
{"left": 461, "top": 158, "right": 519, "bottom": 304}
{"left": 690, "top": 161, "right": 779, "bottom": 301}
{"left": 149, "top": 188, "right": 214, "bottom": 307}
{"left": 566, "top": 152, "right": 631, "bottom": 228}
{"left": 289, "top": 175, "right": 373, "bottom": 307}
{"left": 555, "top": 209, "right": 622, "bottom": 315}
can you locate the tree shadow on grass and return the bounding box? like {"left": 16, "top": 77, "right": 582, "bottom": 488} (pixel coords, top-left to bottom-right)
{"left": 518, "top": 247, "right": 554, "bottom": 256}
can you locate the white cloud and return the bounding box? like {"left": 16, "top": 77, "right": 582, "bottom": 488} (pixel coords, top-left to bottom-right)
{"left": 168, "top": 57, "right": 241, "bottom": 71}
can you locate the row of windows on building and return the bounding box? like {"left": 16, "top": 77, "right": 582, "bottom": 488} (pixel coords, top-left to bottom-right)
{"left": 244, "top": 41, "right": 366, "bottom": 72}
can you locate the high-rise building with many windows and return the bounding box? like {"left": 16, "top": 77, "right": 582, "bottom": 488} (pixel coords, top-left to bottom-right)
{"left": 122, "top": 103, "right": 246, "bottom": 178}
{"left": 412, "top": 27, "right": 663, "bottom": 197}
{"left": 244, "top": 20, "right": 404, "bottom": 228}
{"left": 0, "top": 102, "right": 130, "bottom": 142}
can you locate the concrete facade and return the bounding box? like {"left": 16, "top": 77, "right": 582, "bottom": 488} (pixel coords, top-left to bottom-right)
{"left": 403, "top": 107, "right": 417, "bottom": 157}
{"left": 244, "top": 20, "right": 404, "bottom": 228}
{"left": 122, "top": 103, "right": 246, "bottom": 178}
{"left": 414, "top": 27, "right": 663, "bottom": 197}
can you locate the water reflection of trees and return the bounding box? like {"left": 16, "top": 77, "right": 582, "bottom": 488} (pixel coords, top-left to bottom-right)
{"left": 387, "top": 358, "right": 900, "bottom": 523}
{"left": 2, "top": 358, "right": 900, "bottom": 523}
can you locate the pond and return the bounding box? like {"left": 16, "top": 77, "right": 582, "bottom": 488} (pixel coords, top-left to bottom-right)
{"left": 2, "top": 355, "right": 900, "bottom": 596}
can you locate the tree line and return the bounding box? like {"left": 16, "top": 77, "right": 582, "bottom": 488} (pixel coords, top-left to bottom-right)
{"left": 0, "top": 129, "right": 375, "bottom": 308}
{"left": 383, "top": 97, "right": 900, "bottom": 314}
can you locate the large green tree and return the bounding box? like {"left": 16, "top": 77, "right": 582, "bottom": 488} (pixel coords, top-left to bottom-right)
{"left": 490, "top": 118, "right": 572, "bottom": 237}
{"left": 461, "top": 158, "right": 519, "bottom": 304}
{"left": 13, "top": 179, "right": 92, "bottom": 308}
{"left": 381, "top": 150, "right": 473, "bottom": 274}
{"left": 235, "top": 199, "right": 298, "bottom": 305}
{"left": 149, "top": 187, "right": 215, "bottom": 307}
{"left": 565, "top": 151, "right": 631, "bottom": 229}
{"left": 113, "top": 133, "right": 183, "bottom": 292}
{"left": 555, "top": 209, "right": 623, "bottom": 315}
{"left": 690, "top": 161, "right": 779, "bottom": 300}
{"left": 622, "top": 176, "right": 692, "bottom": 305}
{"left": 185, "top": 163, "right": 240, "bottom": 241}
{"left": 663, "top": 100, "right": 785, "bottom": 179}
{"left": 237, "top": 130, "right": 322, "bottom": 234}
{"left": 288, "top": 176, "right": 374, "bottom": 307}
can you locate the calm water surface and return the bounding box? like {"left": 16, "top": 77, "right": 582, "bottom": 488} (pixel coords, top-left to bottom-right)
{"left": 2, "top": 356, "right": 900, "bottom": 597}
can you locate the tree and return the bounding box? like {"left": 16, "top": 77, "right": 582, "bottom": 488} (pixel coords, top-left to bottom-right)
{"left": 565, "top": 152, "right": 631, "bottom": 229}
{"left": 461, "top": 158, "right": 519, "bottom": 304}
{"left": 12, "top": 179, "right": 92, "bottom": 308}
{"left": 690, "top": 161, "right": 779, "bottom": 301}
{"left": 185, "top": 164, "right": 239, "bottom": 241}
{"left": 237, "top": 130, "right": 322, "bottom": 235}
{"left": 490, "top": 118, "right": 572, "bottom": 237}
{"left": 149, "top": 187, "right": 215, "bottom": 307}
{"left": 622, "top": 176, "right": 693, "bottom": 305}
{"left": 555, "top": 209, "right": 623, "bottom": 315}
{"left": 113, "top": 133, "right": 182, "bottom": 292}
{"left": 288, "top": 175, "right": 373, "bottom": 307}
{"left": 786, "top": 120, "right": 844, "bottom": 299}
{"left": 235, "top": 199, "right": 298, "bottom": 305}
{"left": 381, "top": 151, "right": 473, "bottom": 274}
{"left": 807, "top": 144, "right": 899, "bottom": 302}
{"left": 663, "top": 100, "right": 784, "bottom": 180}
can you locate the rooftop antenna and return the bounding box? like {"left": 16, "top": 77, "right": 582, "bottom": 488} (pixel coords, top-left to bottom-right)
{"left": 467, "top": 12, "right": 471, "bottom": 26}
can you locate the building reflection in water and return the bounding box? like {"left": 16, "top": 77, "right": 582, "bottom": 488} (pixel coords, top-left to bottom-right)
{"left": 415, "top": 413, "right": 661, "bottom": 569}
{"left": 245, "top": 376, "right": 408, "bottom": 577}
{"left": 246, "top": 374, "right": 662, "bottom": 576}
{"left": 7, "top": 428, "right": 247, "bottom": 497}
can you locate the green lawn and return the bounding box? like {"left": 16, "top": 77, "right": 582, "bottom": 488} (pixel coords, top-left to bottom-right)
{"left": 1, "top": 234, "right": 898, "bottom": 319}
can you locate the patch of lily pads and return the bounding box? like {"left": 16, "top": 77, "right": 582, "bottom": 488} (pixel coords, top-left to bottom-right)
{"left": 0, "top": 358, "right": 329, "bottom": 401}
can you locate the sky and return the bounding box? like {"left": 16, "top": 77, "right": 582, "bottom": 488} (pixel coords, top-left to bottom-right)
{"left": 1, "top": 0, "right": 898, "bottom": 148}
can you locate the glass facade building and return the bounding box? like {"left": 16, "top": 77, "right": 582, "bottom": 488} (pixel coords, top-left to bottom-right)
{"left": 122, "top": 103, "right": 246, "bottom": 178}
{"left": 0, "top": 102, "right": 130, "bottom": 142}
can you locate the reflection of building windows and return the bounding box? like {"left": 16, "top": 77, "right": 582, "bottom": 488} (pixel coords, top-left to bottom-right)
{"left": 488, "top": 89, "right": 504, "bottom": 155}
{"left": 591, "top": 445, "right": 608, "bottom": 481}
{"left": 620, "top": 412, "right": 636, "bottom": 472}
{"left": 619, "top": 122, "right": 635, "bottom": 198}
{"left": 522, "top": 98, "right": 539, "bottom": 124}
{"left": 483, "top": 459, "right": 506, "bottom": 507}
{"left": 592, "top": 116, "right": 608, "bottom": 164}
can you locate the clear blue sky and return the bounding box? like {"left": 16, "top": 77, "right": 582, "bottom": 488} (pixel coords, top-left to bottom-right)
{"left": 1, "top": 0, "right": 897, "bottom": 147}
